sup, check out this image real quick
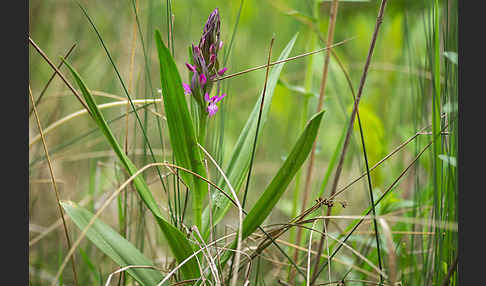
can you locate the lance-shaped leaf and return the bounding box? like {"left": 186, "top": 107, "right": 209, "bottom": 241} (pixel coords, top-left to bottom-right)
{"left": 220, "top": 110, "right": 325, "bottom": 266}
{"left": 61, "top": 202, "right": 166, "bottom": 286}
{"left": 154, "top": 30, "right": 208, "bottom": 229}
{"left": 201, "top": 34, "right": 298, "bottom": 238}
{"left": 62, "top": 60, "right": 199, "bottom": 279}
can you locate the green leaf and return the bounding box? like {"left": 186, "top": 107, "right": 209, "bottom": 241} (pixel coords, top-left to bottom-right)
{"left": 221, "top": 110, "right": 325, "bottom": 265}
{"left": 61, "top": 202, "right": 165, "bottom": 286}
{"left": 201, "top": 34, "right": 298, "bottom": 238}
{"left": 154, "top": 30, "right": 208, "bottom": 229}
{"left": 240, "top": 110, "right": 324, "bottom": 239}
{"left": 62, "top": 59, "right": 199, "bottom": 280}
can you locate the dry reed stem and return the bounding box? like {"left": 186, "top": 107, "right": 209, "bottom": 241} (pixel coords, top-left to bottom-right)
{"left": 29, "top": 86, "right": 79, "bottom": 285}
{"left": 29, "top": 43, "right": 77, "bottom": 117}
{"left": 326, "top": 0, "right": 389, "bottom": 223}
{"left": 268, "top": 223, "right": 388, "bottom": 279}
{"left": 29, "top": 37, "right": 92, "bottom": 116}
{"left": 315, "top": 2, "right": 389, "bottom": 282}
{"left": 213, "top": 38, "right": 354, "bottom": 82}
{"left": 250, "top": 233, "right": 379, "bottom": 279}
{"left": 302, "top": 1, "right": 341, "bottom": 283}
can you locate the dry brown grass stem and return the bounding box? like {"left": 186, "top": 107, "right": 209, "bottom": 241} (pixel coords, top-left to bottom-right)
{"left": 249, "top": 233, "right": 379, "bottom": 279}
{"left": 313, "top": 2, "right": 389, "bottom": 282}
{"left": 29, "top": 86, "right": 79, "bottom": 285}
{"left": 29, "top": 43, "right": 77, "bottom": 117}
{"left": 261, "top": 223, "right": 388, "bottom": 279}
{"left": 325, "top": 0, "right": 389, "bottom": 224}
{"left": 212, "top": 38, "right": 354, "bottom": 82}
{"left": 299, "top": 0, "right": 341, "bottom": 282}
{"left": 29, "top": 37, "right": 92, "bottom": 117}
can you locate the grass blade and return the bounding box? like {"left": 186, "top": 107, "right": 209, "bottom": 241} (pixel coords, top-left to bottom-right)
{"left": 154, "top": 30, "right": 208, "bottom": 230}
{"left": 61, "top": 202, "right": 166, "bottom": 286}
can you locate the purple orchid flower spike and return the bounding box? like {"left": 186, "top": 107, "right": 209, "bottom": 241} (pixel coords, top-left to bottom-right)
{"left": 185, "top": 8, "right": 229, "bottom": 117}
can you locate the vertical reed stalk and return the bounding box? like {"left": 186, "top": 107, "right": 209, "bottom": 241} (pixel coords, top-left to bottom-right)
{"left": 292, "top": 0, "right": 340, "bottom": 282}
{"left": 29, "top": 86, "right": 79, "bottom": 286}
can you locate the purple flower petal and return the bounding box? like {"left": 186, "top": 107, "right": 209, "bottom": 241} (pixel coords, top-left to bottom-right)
{"left": 207, "top": 102, "right": 218, "bottom": 116}
{"left": 219, "top": 41, "right": 223, "bottom": 49}
{"left": 182, "top": 83, "right": 191, "bottom": 95}
{"left": 217, "top": 67, "right": 227, "bottom": 76}
{"left": 213, "top": 93, "right": 226, "bottom": 103}
{"left": 199, "top": 73, "right": 207, "bottom": 87}
{"left": 204, "top": 92, "right": 210, "bottom": 102}
{"left": 210, "top": 54, "right": 216, "bottom": 64}
{"left": 185, "top": 63, "right": 197, "bottom": 72}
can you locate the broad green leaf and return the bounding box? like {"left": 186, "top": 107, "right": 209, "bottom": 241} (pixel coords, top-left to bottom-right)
{"left": 240, "top": 110, "right": 324, "bottom": 239}
{"left": 62, "top": 60, "right": 199, "bottom": 280}
{"left": 154, "top": 30, "right": 208, "bottom": 229}
{"left": 201, "top": 34, "right": 298, "bottom": 238}
{"left": 61, "top": 202, "right": 165, "bottom": 286}
{"left": 221, "top": 110, "right": 325, "bottom": 265}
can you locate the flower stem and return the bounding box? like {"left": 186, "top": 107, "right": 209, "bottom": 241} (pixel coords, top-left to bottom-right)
{"left": 198, "top": 108, "right": 208, "bottom": 146}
